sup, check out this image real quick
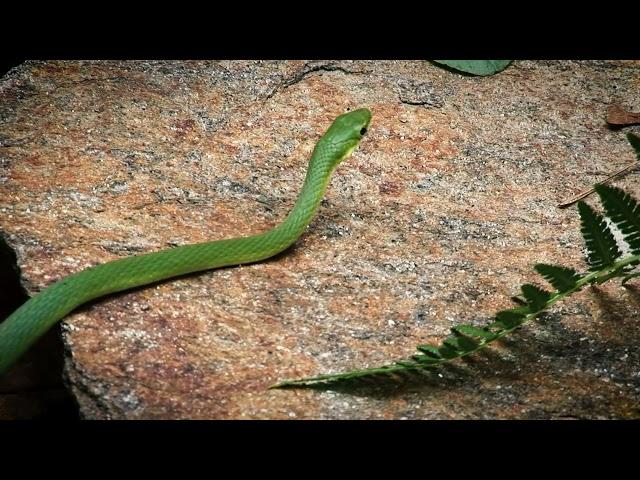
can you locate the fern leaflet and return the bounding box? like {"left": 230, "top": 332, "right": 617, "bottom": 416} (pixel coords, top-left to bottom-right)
{"left": 595, "top": 184, "right": 640, "bottom": 254}
{"left": 520, "top": 284, "right": 551, "bottom": 311}
{"left": 577, "top": 200, "right": 622, "bottom": 270}
{"left": 533, "top": 264, "right": 581, "bottom": 292}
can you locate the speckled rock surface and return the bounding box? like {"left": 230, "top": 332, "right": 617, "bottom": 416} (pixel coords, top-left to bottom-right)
{"left": 1, "top": 60, "right": 639, "bottom": 419}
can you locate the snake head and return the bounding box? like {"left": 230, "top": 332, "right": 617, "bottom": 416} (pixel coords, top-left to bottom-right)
{"left": 320, "top": 108, "right": 372, "bottom": 166}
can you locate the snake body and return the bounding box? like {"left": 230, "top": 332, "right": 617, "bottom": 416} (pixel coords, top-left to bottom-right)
{"left": 0, "top": 108, "right": 372, "bottom": 375}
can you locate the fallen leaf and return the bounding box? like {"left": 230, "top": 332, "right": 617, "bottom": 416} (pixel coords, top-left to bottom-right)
{"left": 432, "top": 60, "right": 512, "bottom": 76}
{"left": 606, "top": 105, "right": 640, "bottom": 126}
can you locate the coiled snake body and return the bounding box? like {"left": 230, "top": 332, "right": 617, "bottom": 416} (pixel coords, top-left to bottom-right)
{"left": 0, "top": 108, "right": 372, "bottom": 374}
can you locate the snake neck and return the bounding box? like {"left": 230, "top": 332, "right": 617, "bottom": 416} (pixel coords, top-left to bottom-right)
{"left": 258, "top": 143, "right": 337, "bottom": 256}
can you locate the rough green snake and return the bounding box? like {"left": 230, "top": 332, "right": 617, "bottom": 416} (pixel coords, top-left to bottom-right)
{"left": 0, "top": 108, "right": 372, "bottom": 375}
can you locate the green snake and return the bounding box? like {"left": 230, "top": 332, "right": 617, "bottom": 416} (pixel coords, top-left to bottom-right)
{"left": 0, "top": 108, "right": 372, "bottom": 375}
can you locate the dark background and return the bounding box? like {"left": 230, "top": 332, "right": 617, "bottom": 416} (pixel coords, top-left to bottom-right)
{"left": 0, "top": 59, "right": 23, "bottom": 77}
{"left": 0, "top": 59, "right": 79, "bottom": 419}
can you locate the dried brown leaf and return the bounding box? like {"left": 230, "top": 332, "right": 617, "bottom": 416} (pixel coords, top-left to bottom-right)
{"left": 607, "top": 105, "right": 640, "bottom": 126}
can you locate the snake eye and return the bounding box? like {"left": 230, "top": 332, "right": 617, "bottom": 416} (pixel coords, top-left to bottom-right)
{"left": 360, "top": 127, "right": 367, "bottom": 135}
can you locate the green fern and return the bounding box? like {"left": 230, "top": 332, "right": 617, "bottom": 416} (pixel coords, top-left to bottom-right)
{"left": 272, "top": 137, "right": 640, "bottom": 390}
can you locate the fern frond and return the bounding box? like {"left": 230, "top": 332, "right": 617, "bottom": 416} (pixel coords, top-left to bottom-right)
{"left": 595, "top": 184, "right": 640, "bottom": 254}
{"left": 272, "top": 185, "right": 640, "bottom": 390}
{"left": 577, "top": 200, "right": 622, "bottom": 270}
{"left": 534, "top": 264, "right": 582, "bottom": 292}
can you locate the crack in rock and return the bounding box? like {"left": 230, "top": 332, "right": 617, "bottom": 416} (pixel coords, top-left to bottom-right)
{"left": 265, "top": 62, "right": 370, "bottom": 101}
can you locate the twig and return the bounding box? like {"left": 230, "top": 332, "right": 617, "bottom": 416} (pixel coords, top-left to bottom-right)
{"left": 557, "top": 161, "right": 639, "bottom": 209}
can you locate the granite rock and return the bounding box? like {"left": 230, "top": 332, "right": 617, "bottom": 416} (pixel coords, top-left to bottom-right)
{"left": 1, "top": 60, "right": 639, "bottom": 419}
